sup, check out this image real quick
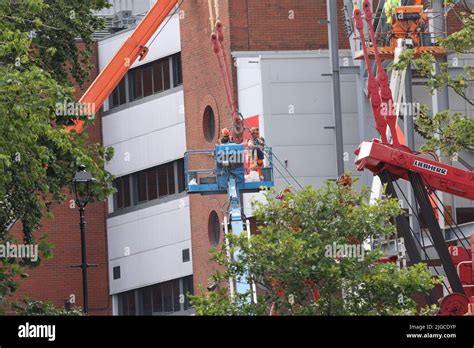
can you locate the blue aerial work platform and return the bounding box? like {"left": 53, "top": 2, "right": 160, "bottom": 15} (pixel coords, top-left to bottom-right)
{"left": 185, "top": 143, "right": 274, "bottom": 195}
{"left": 184, "top": 143, "right": 274, "bottom": 296}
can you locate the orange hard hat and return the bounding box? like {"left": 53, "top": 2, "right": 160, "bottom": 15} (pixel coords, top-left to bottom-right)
{"left": 222, "top": 128, "right": 231, "bottom": 136}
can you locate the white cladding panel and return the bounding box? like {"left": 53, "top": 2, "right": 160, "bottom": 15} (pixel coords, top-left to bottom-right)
{"left": 108, "top": 196, "right": 192, "bottom": 294}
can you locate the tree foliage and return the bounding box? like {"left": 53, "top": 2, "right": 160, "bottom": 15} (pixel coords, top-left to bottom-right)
{"left": 190, "top": 182, "right": 441, "bottom": 316}
{"left": 0, "top": 0, "right": 113, "bottom": 302}
{"left": 9, "top": 298, "right": 82, "bottom": 316}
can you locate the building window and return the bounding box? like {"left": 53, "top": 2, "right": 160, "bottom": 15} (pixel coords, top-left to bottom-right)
{"left": 457, "top": 207, "right": 474, "bottom": 224}
{"left": 208, "top": 211, "right": 220, "bottom": 246}
{"left": 113, "top": 266, "right": 121, "bottom": 280}
{"left": 110, "top": 77, "right": 127, "bottom": 108}
{"left": 121, "top": 276, "right": 194, "bottom": 316}
{"left": 203, "top": 106, "right": 216, "bottom": 142}
{"left": 173, "top": 53, "right": 183, "bottom": 87}
{"left": 136, "top": 171, "right": 148, "bottom": 203}
{"left": 112, "top": 159, "right": 185, "bottom": 212}
{"left": 177, "top": 159, "right": 185, "bottom": 193}
{"left": 157, "top": 163, "right": 175, "bottom": 197}
{"left": 130, "top": 68, "right": 143, "bottom": 101}
{"left": 142, "top": 64, "right": 154, "bottom": 97}
{"left": 152, "top": 58, "right": 164, "bottom": 93}
{"left": 182, "top": 248, "right": 190, "bottom": 263}
{"left": 108, "top": 53, "right": 183, "bottom": 110}
{"left": 118, "top": 290, "right": 136, "bottom": 316}
{"left": 147, "top": 167, "right": 158, "bottom": 201}
{"left": 114, "top": 175, "right": 131, "bottom": 210}
{"left": 163, "top": 58, "right": 171, "bottom": 91}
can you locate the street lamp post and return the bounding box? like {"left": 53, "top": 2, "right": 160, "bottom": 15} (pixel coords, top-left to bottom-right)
{"left": 72, "top": 165, "right": 95, "bottom": 314}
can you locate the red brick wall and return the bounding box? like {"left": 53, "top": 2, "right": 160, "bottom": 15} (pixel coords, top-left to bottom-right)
{"left": 180, "top": 0, "right": 233, "bottom": 294}
{"left": 181, "top": 0, "right": 349, "bottom": 292}
{"left": 446, "top": 4, "right": 465, "bottom": 35}
{"left": 229, "top": 0, "right": 350, "bottom": 51}
{"left": 10, "top": 42, "right": 111, "bottom": 315}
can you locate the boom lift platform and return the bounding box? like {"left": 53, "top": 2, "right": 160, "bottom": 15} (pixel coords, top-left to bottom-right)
{"left": 353, "top": 0, "right": 446, "bottom": 60}
{"left": 352, "top": 0, "right": 474, "bottom": 315}
{"left": 184, "top": 144, "right": 274, "bottom": 296}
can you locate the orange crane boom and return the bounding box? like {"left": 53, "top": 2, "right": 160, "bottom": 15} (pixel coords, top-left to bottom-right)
{"left": 68, "top": 0, "right": 179, "bottom": 133}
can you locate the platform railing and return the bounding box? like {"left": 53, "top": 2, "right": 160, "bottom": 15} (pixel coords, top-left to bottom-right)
{"left": 184, "top": 147, "right": 274, "bottom": 193}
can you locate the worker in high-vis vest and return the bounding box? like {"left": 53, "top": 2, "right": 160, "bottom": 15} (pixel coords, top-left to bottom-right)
{"left": 384, "top": 0, "right": 399, "bottom": 24}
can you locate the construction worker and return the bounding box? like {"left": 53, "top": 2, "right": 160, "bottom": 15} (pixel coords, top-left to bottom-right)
{"left": 245, "top": 163, "right": 262, "bottom": 182}
{"left": 384, "top": 0, "right": 398, "bottom": 25}
{"left": 218, "top": 128, "right": 232, "bottom": 144}
{"left": 247, "top": 127, "right": 265, "bottom": 167}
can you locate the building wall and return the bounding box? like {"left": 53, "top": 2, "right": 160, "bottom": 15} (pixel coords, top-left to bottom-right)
{"left": 180, "top": 0, "right": 233, "bottom": 294}
{"left": 228, "top": 0, "right": 349, "bottom": 52}
{"left": 99, "top": 11, "right": 192, "bottom": 313}
{"left": 102, "top": 90, "right": 186, "bottom": 180}
{"left": 237, "top": 51, "right": 360, "bottom": 190}
{"left": 97, "top": 13, "right": 181, "bottom": 74}
{"left": 108, "top": 196, "right": 192, "bottom": 294}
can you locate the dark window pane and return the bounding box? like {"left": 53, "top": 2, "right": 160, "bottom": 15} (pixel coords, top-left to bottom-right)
{"left": 115, "top": 179, "right": 123, "bottom": 210}
{"left": 113, "top": 266, "right": 121, "bottom": 280}
{"left": 118, "top": 77, "right": 127, "bottom": 105}
{"left": 183, "top": 276, "right": 194, "bottom": 310}
{"left": 182, "top": 248, "right": 190, "bottom": 263}
{"left": 137, "top": 172, "right": 147, "bottom": 203}
{"left": 168, "top": 164, "right": 175, "bottom": 195}
{"left": 177, "top": 159, "right": 185, "bottom": 193}
{"left": 111, "top": 77, "right": 126, "bottom": 108}
{"left": 152, "top": 284, "right": 163, "bottom": 313}
{"left": 128, "top": 291, "right": 136, "bottom": 315}
{"left": 153, "top": 61, "right": 163, "bottom": 93}
{"left": 172, "top": 279, "right": 180, "bottom": 312}
{"left": 142, "top": 287, "right": 152, "bottom": 315}
{"left": 130, "top": 69, "right": 143, "bottom": 100}
{"left": 123, "top": 176, "right": 131, "bottom": 208}
{"left": 112, "top": 85, "right": 119, "bottom": 108}
{"left": 162, "top": 281, "right": 173, "bottom": 313}
{"left": 119, "top": 291, "right": 136, "bottom": 316}
{"left": 163, "top": 59, "right": 170, "bottom": 90}
{"left": 173, "top": 53, "right": 182, "bottom": 87}
{"left": 147, "top": 167, "right": 158, "bottom": 201}
{"left": 142, "top": 65, "right": 153, "bottom": 97}
{"left": 118, "top": 293, "right": 126, "bottom": 315}
{"left": 158, "top": 166, "right": 168, "bottom": 197}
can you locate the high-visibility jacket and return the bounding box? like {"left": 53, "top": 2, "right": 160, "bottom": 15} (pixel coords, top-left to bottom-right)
{"left": 385, "top": 0, "right": 399, "bottom": 24}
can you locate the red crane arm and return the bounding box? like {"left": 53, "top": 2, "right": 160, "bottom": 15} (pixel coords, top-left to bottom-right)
{"left": 353, "top": 0, "right": 474, "bottom": 201}
{"left": 68, "top": 0, "right": 179, "bottom": 133}
{"left": 356, "top": 140, "right": 474, "bottom": 200}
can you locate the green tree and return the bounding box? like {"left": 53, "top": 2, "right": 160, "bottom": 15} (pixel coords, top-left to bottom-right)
{"left": 392, "top": 1, "right": 474, "bottom": 157}
{"left": 0, "top": 0, "right": 113, "bottom": 303}
{"left": 9, "top": 298, "right": 82, "bottom": 316}
{"left": 190, "top": 182, "right": 441, "bottom": 316}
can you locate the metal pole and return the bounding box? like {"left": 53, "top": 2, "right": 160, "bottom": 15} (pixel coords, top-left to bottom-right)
{"left": 404, "top": 65, "right": 422, "bottom": 243}
{"left": 327, "top": 0, "right": 345, "bottom": 176}
{"left": 431, "top": 0, "right": 453, "bottom": 228}
{"left": 409, "top": 172, "right": 464, "bottom": 295}
{"left": 79, "top": 205, "right": 89, "bottom": 314}
{"left": 379, "top": 170, "right": 437, "bottom": 305}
